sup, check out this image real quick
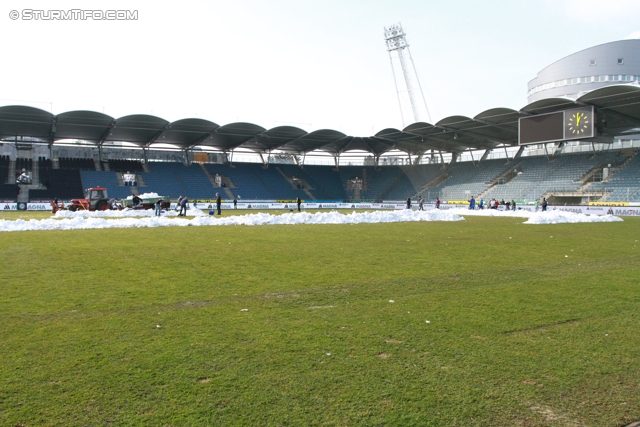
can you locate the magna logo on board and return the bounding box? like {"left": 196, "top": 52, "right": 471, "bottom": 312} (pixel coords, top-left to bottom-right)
{"left": 612, "top": 208, "right": 640, "bottom": 216}
{"left": 555, "top": 207, "right": 582, "bottom": 214}
{"left": 318, "top": 204, "right": 338, "bottom": 209}
{"left": 27, "top": 203, "right": 49, "bottom": 211}
{"left": 247, "top": 204, "right": 269, "bottom": 209}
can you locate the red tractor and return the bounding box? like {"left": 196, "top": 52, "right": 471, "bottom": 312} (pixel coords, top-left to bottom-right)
{"left": 68, "top": 187, "right": 111, "bottom": 211}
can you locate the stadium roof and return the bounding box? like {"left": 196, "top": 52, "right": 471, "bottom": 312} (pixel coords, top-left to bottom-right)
{"left": 2, "top": 84, "right": 640, "bottom": 156}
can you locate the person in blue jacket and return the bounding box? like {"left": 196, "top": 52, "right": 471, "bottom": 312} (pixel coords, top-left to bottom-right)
{"left": 178, "top": 195, "right": 188, "bottom": 216}
{"left": 468, "top": 196, "right": 476, "bottom": 210}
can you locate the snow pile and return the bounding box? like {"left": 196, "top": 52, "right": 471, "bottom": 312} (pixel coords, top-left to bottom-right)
{"left": 448, "top": 208, "right": 532, "bottom": 218}
{"left": 446, "top": 207, "right": 622, "bottom": 224}
{"left": 522, "top": 211, "right": 623, "bottom": 224}
{"left": 0, "top": 209, "right": 463, "bottom": 232}
{"left": 55, "top": 207, "right": 208, "bottom": 218}
{"left": 0, "top": 208, "right": 622, "bottom": 232}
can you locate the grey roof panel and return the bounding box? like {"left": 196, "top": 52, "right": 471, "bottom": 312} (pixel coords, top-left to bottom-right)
{"left": 55, "top": 111, "right": 115, "bottom": 143}
{"left": 0, "top": 105, "right": 53, "bottom": 140}
{"left": 106, "top": 114, "right": 169, "bottom": 146}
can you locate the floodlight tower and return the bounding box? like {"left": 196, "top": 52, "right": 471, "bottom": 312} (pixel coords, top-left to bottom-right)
{"left": 384, "top": 23, "right": 431, "bottom": 127}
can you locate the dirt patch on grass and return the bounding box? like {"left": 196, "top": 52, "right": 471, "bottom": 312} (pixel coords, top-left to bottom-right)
{"left": 385, "top": 339, "right": 402, "bottom": 344}
{"left": 528, "top": 404, "right": 582, "bottom": 426}
{"left": 377, "top": 353, "right": 391, "bottom": 359}
{"left": 198, "top": 377, "right": 212, "bottom": 383}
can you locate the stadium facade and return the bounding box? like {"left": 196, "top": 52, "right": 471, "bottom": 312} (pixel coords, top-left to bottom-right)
{"left": 527, "top": 39, "right": 640, "bottom": 103}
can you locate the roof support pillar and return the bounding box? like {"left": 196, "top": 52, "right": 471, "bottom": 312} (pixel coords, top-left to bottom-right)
{"left": 480, "top": 149, "right": 490, "bottom": 162}
{"left": 142, "top": 147, "right": 149, "bottom": 165}
{"left": 439, "top": 151, "right": 444, "bottom": 164}
{"left": 416, "top": 153, "right": 423, "bottom": 165}
{"left": 513, "top": 146, "right": 525, "bottom": 159}
{"left": 334, "top": 155, "right": 339, "bottom": 169}
{"left": 449, "top": 152, "right": 457, "bottom": 165}
{"left": 469, "top": 150, "right": 475, "bottom": 165}
{"left": 293, "top": 154, "right": 300, "bottom": 166}
{"left": 503, "top": 145, "right": 510, "bottom": 161}
{"left": 259, "top": 153, "right": 266, "bottom": 165}
{"left": 183, "top": 149, "right": 190, "bottom": 166}
{"left": 407, "top": 152, "right": 412, "bottom": 166}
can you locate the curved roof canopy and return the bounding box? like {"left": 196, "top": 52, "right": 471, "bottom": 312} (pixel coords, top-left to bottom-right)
{"left": 2, "top": 84, "right": 640, "bottom": 155}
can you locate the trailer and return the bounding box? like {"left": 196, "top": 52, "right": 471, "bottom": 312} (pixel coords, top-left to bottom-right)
{"left": 121, "top": 193, "right": 171, "bottom": 210}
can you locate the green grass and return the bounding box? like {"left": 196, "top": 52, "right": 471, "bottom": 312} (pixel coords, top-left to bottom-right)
{"left": 1, "top": 212, "right": 639, "bottom": 426}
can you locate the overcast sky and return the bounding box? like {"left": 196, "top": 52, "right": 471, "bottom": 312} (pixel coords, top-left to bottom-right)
{"left": 2, "top": 0, "right": 639, "bottom": 136}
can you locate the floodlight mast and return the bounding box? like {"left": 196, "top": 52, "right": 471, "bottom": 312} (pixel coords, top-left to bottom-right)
{"left": 384, "top": 23, "right": 431, "bottom": 127}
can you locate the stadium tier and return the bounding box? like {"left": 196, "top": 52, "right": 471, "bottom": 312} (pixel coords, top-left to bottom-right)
{"left": 586, "top": 153, "right": 640, "bottom": 202}
{"left": 4, "top": 149, "right": 638, "bottom": 204}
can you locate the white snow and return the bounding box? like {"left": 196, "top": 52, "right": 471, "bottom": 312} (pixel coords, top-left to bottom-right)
{"left": 0, "top": 207, "right": 621, "bottom": 232}
{"left": 522, "top": 211, "right": 622, "bottom": 225}
{"left": 0, "top": 208, "right": 462, "bottom": 232}
{"left": 443, "top": 207, "right": 623, "bottom": 224}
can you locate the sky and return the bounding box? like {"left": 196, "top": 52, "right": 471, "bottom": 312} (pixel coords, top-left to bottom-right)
{"left": 1, "top": 0, "right": 639, "bottom": 137}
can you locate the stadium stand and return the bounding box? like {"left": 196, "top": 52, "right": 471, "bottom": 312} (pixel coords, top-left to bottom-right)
{"left": 108, "top": 159, "right": 144, "bottom": 173}
{"left": 15, "top": 157, "right": 32, "bottom": 173}
{"left": 287, "top": 165, "right": 347, "bottom": 200}
{"left": 0, "top": 155, "right": 19, "bottom": 200}
{"left": 30, "top": 168, "right": 84, "bottom": 200}
{"left": 204, "top": 163, "right": 269, "bottom": 200}
{"left": 59, "top": 157, "right": 95, "bottom": 170}
{"left": 136, "top": 162, "right": 228, "bottom": 200}
{"left": 422, "top": 158, "right": 512, "bottom": 201}
{"left": 336, "top": 166, "right": 407, "bottom": 201}
{"left": 481, "top": 152, "right": 623, "bottom": 202}
{"left": 587, "top": 152, "right": 640, "bottom": 202}
{"left": 20, "top": 148, "right": 640, "bottom": 204}
{"left": 245, "top": 164, "right": 308, "bottom": 200}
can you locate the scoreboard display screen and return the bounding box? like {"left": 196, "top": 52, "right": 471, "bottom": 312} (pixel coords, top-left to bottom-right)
{"left": 519, "top": 107, "right": 595, "bottom": 145}
{"left": 519, "top": 112, "right": 564, "bottom": 145}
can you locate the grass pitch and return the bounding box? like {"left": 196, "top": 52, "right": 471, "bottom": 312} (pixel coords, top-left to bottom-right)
{"left": 1, "top": 211, "right": 639, "bottom": 426}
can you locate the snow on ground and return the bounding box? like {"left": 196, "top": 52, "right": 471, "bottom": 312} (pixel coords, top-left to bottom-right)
{"left": 523, "top": 211, "right": 623, "bottom": 224}
{"left": 444, "top": 207, "right": 623, "bottom": 224}
{"left": 0, "top": 209, "right": 462, "bottom": 232}
{"left": 54, "top": 208, "right": 204, "bottom": 219}
{"left": 0, "top": 208, "right": 621, "bottom": 232}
